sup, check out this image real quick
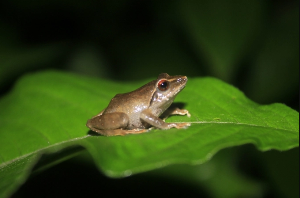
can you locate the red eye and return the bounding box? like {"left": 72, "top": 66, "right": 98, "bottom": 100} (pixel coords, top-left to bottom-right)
{"left": 157, "top": 79, "right": 169, "bottom": 91}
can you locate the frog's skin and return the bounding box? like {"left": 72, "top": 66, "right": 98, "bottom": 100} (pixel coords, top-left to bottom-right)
{"left": 86, "top": 73, "right": 191, "bottom": 136}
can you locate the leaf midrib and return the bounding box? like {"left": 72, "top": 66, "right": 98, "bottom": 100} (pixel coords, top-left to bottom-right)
{"left": 190, "top": 121, "right": 298, "bottom": 133}
{"left": 0, "top": 120, "right": 297, "bottom": 170}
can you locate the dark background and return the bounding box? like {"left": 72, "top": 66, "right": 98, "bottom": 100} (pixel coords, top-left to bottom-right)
{"left": 1, "top": 0, "right": 298, "bottom": 197}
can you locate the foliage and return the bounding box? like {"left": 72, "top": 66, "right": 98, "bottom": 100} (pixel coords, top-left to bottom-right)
{"left": 0, "top": 71, "right": 298, "bottom": 197}
{"left": 0, "top": 0, "right": 298, "bottom": 197}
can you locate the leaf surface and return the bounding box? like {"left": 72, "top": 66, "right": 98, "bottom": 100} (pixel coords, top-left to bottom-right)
{"left": 0, "top": 71, "right": 298, "bottom": 197}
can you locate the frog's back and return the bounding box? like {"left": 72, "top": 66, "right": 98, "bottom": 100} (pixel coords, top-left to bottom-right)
{"left": 104, "top": 80, "right": 156, "bottom": 114}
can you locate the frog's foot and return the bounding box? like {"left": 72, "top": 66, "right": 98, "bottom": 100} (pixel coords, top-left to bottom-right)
{"left": 88, "top": 127, "right": 127, "bottom": 136}
{"left": 171, "top": 122, "right": 191, "bottom": 129}
{"left": 122, "top": 129, "right": 149, "bottom": 135}
{"left": 89, "top": 128, "right": 149, "bottom": 136}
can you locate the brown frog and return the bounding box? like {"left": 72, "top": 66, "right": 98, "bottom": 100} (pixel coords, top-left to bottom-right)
{"left": 86, "top": 73, "right": 190, "bottom": 136}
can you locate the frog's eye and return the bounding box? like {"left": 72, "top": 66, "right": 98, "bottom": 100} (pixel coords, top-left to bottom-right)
{"left": 157, "top": 79, "right": 169, "bottom": 91}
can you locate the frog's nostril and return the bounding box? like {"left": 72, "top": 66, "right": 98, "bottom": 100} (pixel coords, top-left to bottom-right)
{"left": 177, "top": 76, "right": 187, "bottom": 83}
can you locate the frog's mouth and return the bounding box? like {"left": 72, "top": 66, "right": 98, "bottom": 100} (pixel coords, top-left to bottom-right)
{"left": 175, "top": 85, "right": 185, "bottom": 95}
{"left": 176, "top": 76, "right": 188, "bottom": 92}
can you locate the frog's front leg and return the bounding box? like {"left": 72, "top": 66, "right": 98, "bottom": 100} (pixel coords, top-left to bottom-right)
{"left": 86, "top": 112, "right": 129, "bottom": 136}
{"left": 140, "top": 109, "right": 190, "bottom": 130}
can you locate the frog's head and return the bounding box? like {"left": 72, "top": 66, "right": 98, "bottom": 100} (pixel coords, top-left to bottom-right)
{"left": 150, "top": 73, "right": 187, "bottom": 112}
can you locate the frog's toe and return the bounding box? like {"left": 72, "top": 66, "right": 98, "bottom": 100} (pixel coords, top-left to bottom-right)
{"left": 174, "top": 122, "right": 191, "bottom": 129}
{"left": 123, "top": 129, "right": 149, "bottom": 135}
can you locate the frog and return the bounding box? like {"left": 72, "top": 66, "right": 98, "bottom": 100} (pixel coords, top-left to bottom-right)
{"left": 86, "top": 73, "right": 191, "bottom": 136}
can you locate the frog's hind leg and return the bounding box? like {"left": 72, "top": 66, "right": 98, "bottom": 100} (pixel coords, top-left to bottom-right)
{"left": 122, "top": 129, "right": 149, "bottom": 135}
{"left": 92, "top": 129, "right": 148, "bottom": 136}
{"left": 86, "top": 112, "right": 129, "bottom": 135}
{"left": 97, "top": 129, "right": 127, "bottom": 136}
{"left": 86, "top": 112, "right": 149, "bottom": 136}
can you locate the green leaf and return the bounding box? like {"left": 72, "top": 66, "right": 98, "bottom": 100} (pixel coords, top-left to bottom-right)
{"left": 0, "top": 71, "right": 298, "bottom": 197}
